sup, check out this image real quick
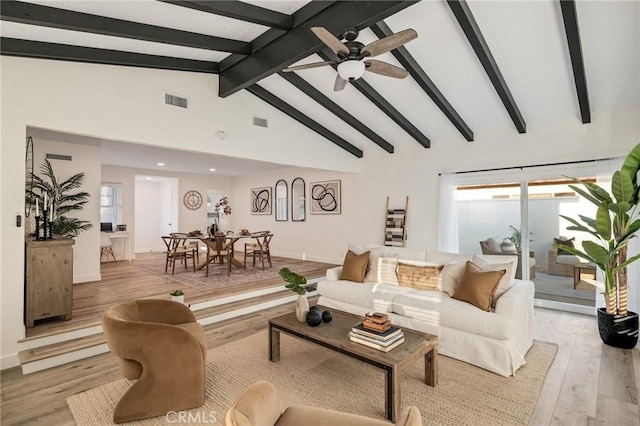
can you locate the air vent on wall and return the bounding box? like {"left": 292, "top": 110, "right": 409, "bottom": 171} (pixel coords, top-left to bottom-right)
{"left": 165, "top": 93, "right": 188, "bottom": 109}
{"left": 46, "top": 153, "right": 72, "bottom": 161}
{"left": 252, "top": 116, "right": 268, "bottom": 128}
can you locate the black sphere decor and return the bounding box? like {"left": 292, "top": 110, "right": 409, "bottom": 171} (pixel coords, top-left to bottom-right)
{"left": 597, "top": 308, "right": 639, "bottom": 349}
{"left": 306, "top": 309, "right": 322, "bottom": 327}
{"left": 309, "top": 306, "right": 321, "bottom": 313}
{"left": 322, "top": 310, "right": 333, "bottom": 323}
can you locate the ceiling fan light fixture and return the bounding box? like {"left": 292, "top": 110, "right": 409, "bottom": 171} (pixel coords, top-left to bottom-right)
{"left": 337, "top": 60, "right": 365, "bottom": 81}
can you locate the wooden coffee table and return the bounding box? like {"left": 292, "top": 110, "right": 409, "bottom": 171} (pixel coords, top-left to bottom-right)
{"left": 268, "top": 307, "right": 438, "bottom": 422}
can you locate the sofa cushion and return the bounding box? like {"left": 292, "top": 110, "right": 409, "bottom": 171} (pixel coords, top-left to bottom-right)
{"left": 391, "top": 290, "right": 514, "bottom": 340}
{"left": 317, "top": 281, "right": 414, "bottom": 313}
{"left": 471, "top": 254, "right": 517, "bottom": 303}
{"left": 556, "top": 254, "right": 580, "bottom": 265}
{"left": 397, "top": 262, "right": 444, "bottom": 291}
{"left": 439, "top": 261, "right": 468, "bottom": 296}
{"left": 453, "top": 262, "right": 505, "bottom": 311}
{"left": 339, "top": 251, "right": 370, "bottom": 283}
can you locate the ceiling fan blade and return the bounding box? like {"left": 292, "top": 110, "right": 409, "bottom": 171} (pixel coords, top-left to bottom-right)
{"left": 311, "top": 27, "right": 349, "bottom": 56}
{"left": 361, "top": 28, "right": 417, "bottom": 58}
{"left": 334, "top": 75, "right": 348, "bottom": 91}
{"left": 282, "top": 60, "right": 336, "bottom": 72}
{"left": 364, "top": 60, "right": 409, "bottom": 79}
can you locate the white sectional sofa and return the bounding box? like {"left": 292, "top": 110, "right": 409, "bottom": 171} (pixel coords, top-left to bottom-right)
{"left": 317, "top": 245, "right": 534, "bottom": 377}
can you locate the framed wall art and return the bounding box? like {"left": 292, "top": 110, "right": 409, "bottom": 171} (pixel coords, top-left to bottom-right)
{"left": 250, "top": 187, "right": 272, "bottom": 215}
{"left": 309, "top": 180, "right": 341, "bottom": 214}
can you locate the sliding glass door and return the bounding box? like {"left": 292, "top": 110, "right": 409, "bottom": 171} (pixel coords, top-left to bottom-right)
{"left": 452, "top": 161, "right": 617, "bottom": 312}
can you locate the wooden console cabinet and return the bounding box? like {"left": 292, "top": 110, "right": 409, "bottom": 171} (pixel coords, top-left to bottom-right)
{"left": 25, "top": 237, "right": 75, "bottom": 328}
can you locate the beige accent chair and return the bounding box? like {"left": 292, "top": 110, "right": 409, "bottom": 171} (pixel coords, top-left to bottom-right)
{"left": 102, "top": 300, "right": 207, "bottom": 424}
{"left": 548, "top": 249, "right": 580, "bottom": 276}
{"left": 225, "top": 380, "right": 421, "bottom": 426}
{"left": 479, "top": 239, "right": 536, "bottom": 279}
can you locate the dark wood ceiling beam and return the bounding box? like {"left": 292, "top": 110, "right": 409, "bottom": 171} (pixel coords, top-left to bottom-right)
{"left": 447, "top": 0, "right": 526, "bottom": 133}
{"left": 219, "top": 1, "right": 418, "bottom": 98}
{"left": 317, "top": 50, "right": 430, "bottom": 148}
{"left": 0, "top": 1, "right": 250, "bottom": 54}
{"left": 370, "top": 21, "right": 474, "bottom": 142}
{"left": 559, "top": 0, "right": 591, "bottom": 124}
{"left": 159, "top": 0, "right": 292, "bottom": 30}
{"left": 219, "top": 1, "right": 337, "bottom": 73}
{"left": 246, "top": 85, "right": 363, "bottom": 158}
{"left": 278, "top": 71, "right": 394, "bottom": 153}
{"left": 0, "top": 38, "right": 219, "bottom": 73}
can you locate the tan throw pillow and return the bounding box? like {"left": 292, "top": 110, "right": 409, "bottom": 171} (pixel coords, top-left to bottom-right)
{"left": 453, "top": 261, "right": 506, "bottom": 311}
{"left": 396, "top": 262, "right": 444, "bottom": 291}
{"left": 339, "top": 250, "right": 370, "bottom": 283}
{"left": 471, "top": 255, "right": 517, "bottom": 304}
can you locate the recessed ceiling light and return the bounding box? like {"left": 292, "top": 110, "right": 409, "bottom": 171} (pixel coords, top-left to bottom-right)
{"left": 157, "top": 162, "right": 165, "bottom": 166}
{"left": 209, "top": 168, "right": 216, "bottom": 172}
{"left": 145, "top": 177, "right": 152, "bottom": 180}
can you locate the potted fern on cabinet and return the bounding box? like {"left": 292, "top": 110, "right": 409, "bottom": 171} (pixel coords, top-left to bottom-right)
{"left": 558, "top": 143, "right": 640, "bottom": 348}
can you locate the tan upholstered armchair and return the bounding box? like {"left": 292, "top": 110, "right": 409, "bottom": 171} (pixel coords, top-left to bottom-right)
{"left": 225, "top": 380, "right": 422, "bottom": 426}
{"left": 102, "top": 299, "right": 207, "bottom": 423}
{"left": 479, "top": 239, "right": 536, "bottom": 279}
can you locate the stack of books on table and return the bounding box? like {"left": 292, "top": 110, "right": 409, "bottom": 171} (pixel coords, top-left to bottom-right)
{"left": 349, "top": 312, "right": 405, "bottom": 352}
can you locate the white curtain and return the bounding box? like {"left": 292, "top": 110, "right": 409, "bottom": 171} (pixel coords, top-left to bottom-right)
{"left": 437, "top": 173, "right": 459, "bottom": 253}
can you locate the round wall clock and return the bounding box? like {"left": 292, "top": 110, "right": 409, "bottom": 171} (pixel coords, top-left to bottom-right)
{"left": 183, "top": 190, "right": 203, "bottom": 210}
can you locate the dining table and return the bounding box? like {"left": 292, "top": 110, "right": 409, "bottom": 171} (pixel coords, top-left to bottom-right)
{"left": 196, "top": 233, "right": 256, "bottom": 271}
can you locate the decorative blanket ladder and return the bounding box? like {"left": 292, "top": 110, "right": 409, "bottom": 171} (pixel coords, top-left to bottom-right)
{"left": 384, "top": 196, "right": 408, "bottom": 247}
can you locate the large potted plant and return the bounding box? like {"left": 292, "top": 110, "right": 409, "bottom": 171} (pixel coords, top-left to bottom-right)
{"left": 25, "top": 159, "right": 92, "bottom": 237}
{"left": 558, "top": 143, "right": 640, "bottom": 348}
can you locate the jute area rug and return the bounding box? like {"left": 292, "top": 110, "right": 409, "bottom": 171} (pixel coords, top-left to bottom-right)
{"left": 134, "top": 255, "right": 334, "bottom": 291}
{"left": 67, "top": 330, "right": 557, "bottom": 425}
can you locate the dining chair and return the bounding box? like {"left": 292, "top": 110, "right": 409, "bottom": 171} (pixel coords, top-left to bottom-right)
{"left": 202, "top": 236, "right": 234, "bottom": 277}
{"left": 170, "top": 232, "right": 200, "bottom": 264}
{"left": 244, "top": 231, "right": 273, "bottom": 270}
{"left": 100, "top": 231, "right": 117, "bottom": 263}
{"left": 161, "top": 235, "right": 197, "bottom": 274}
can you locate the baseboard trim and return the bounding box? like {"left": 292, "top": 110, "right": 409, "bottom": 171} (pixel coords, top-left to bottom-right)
{"left": 73, "top": 273, "right": 101, "bottom": 284}
{"left": 1, "top": 353, "right": 20, "bottom": 370}
{"left": 534, "top": 298, "right": 596, "bottom": 316}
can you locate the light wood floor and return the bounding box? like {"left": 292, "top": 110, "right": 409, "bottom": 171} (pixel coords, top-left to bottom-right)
{"left": 3, "top": 259, "right": 639, "bottom": 425}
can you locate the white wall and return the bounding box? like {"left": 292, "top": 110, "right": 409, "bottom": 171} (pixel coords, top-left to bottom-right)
{"left": 1, "top": 55, "right": 639, "bottom": 368}
{"left": 231, "top": 108, "right": 639, "bottom": 266}
{"left": 33, "top": 138, "right": 101, "bottom": 284}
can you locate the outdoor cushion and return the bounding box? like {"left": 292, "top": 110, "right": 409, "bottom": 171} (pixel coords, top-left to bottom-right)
{"left": 556, "top": 255, "right": 580, "bottom": 265}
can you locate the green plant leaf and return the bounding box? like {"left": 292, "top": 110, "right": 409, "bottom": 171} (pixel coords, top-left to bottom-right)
{"left": 568, "top": 184, "right": 601, "bottom": 206}
{"left": 595, "top": 205, "right": 612, "bottom": 240}
{"left": 612, "top": 170, "right": 634, "bottom": 204}
{"left": 555, "top": 244, "right": 600, "bottom": 267}
{"left": 608, "top": 202, "right": 631, "bottom": 217}
{"left": 583, "top": 181, "right": 613, "bottom": 204}
{"left": 582, "top": 240, "right": 610, "bottom": 265}
{"left": 620, "top": 143, "right": 640, "bottom": 192}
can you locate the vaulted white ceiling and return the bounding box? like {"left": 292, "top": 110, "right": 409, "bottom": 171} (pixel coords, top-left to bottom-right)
{"left": 2, "top": 0, "right": 638, "bottom": 174}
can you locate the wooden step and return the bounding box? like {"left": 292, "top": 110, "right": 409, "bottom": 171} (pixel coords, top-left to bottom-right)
{"left": 17, "top": 289, "right": 317, "bottom": 374}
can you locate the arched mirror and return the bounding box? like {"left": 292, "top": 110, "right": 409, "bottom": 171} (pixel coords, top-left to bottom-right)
{"left": 291, "top": 177, "right": 305, "bottom": 222}
{"left": 275, "top": 179, "right": 288, "bottom": 221}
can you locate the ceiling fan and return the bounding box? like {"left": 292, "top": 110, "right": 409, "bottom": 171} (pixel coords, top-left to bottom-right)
{"left": 282, "top": 27, "right": 417, "bottom": 91}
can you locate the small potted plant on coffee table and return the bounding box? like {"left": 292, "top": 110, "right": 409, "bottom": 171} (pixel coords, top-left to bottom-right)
{"left": 279, "top": 268, "right": 308, "bottom": 322}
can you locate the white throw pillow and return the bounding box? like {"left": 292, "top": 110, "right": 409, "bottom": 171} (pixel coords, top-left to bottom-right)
{"left": 500, "top": 240, "right": 518, "bottom": 254}
{"left": 471, "top": 254, "right": 517, "bottom": 304}
{"left": 439, "top": 260, "right": 468, "bottom": 296}
{"left": 363, "top": 246, "right": 387, "bottom": 282}
{"left": 377, "top": 257, "right": 400, "bottom": 285}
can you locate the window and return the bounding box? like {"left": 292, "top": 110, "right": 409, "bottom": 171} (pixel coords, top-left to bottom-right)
{"left": 100, "top": 185, "right": 122, "bottom": 227}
